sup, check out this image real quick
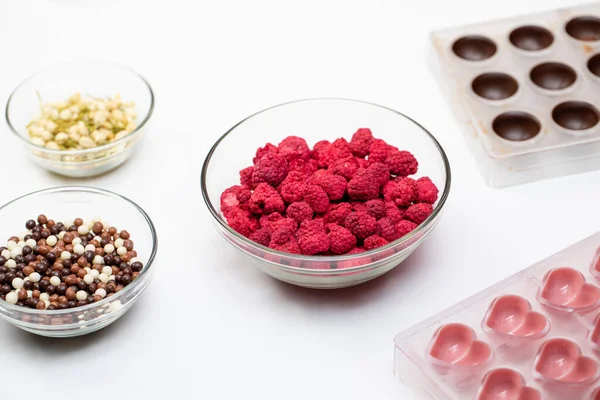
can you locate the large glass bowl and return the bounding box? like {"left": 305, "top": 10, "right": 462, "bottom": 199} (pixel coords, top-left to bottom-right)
{"left": 5, "top": 61, "right": 154, "bottom": 177}
{"left": 0, "top": 186, "right": 158, "bottom": 337}
{"left": 201, "top": 98, "right": 451, "bottom": 289}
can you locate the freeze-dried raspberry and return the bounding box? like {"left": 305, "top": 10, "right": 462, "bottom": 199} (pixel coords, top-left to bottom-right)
{"left": 405, "top": 203, "right": 433, "bottom": 224}
{"left": 383, "top": 180, "right": 397, "bottom": 202}
{"left": 368, "top": 139, "right": 395, "bottom": 163}
{"left": 316, "top": 138, "right": 353, "bottom": 167}
{"left": 249, "top": 228, "right": 271, "bottom": 246}
{"left": 336, "top": 247, "right": 370, "bottom": 269}
{"left": 365, "top": 162, "right": 390, "bottom": 186}
{"left": 304, "top": 184, "right": 330, "bottom": 213}
{"left": 220, "top": 185, "right": 252, "bottom": 216}
{"left": 270, "top": 237, "right": 302, "bottom": 254}
{"left": 349, "top": 128, "right": 375, "bottom": 157}
{"left": 397, "top": 220, "right": 417, "bottom": 237}
{"left": 312, "top": 140, "right": 330, "bottom": 160}
{"left": 279, "top": 171, "right": 306, "bottom": 203}
{"left": 225, "top": 207, "right": 260, "bottom": 237}
{"left": 346, "top": 247, "right": 365, "bottom": 254}
{"left": 351, "top": 201, "right": 368, "bottom": 213}
{"left": 252, "top": 153, "right": 289, "bottom": 187}
{"left": 298, "top": 230, "right": 331, "bottom": 255}
{"left": 392, "top": 177, "right": 417, "bottom": 207}
{"left": 385, "top": 202, "right": 405, "bottom": 223}
{"left": 363, "top": 235, "right": 389, "bottom": 250}
{"left": 249, "top": 183, "right": 285, "bottom": 215}
{"left": 286, "top": 202, "right": 314, "bottom": 224}
{"left": 344, "top": 212, "right": 377, "bottom": 239}
{"left": 416, "top": 177, "right": 439, "bottom": 204}
{"left": 307, "top": 170, "right": 347, "bottom": 201}
{"left": 271, "top": 217, "right": 298, "bottom": 234}
{"left": 327, "top": 224, "right": 357, "bottom": 255}
{"left": 278, "top": 136, "right": 311, "bottom": 161}
{"left": 357, "top": 158, "right": 370, "bottom": 169}
{"left": 328, "top": 157, "right": 359, "bottom": 181}
{"left": 270, "top": 225, "right": 296, "bottom": 246}
{"left": 259, "top": 212, "right": 283, "bottom": 230}
{"left": 299, "top": 218, "right": 326, "bottom": 235}
{"left": 375, "top": 217, "right": 400, "bottom": 242}
{"left": 239, "top": 166, "right": 255, "bottom": 188}
{"left": 347, "top": 174, "right": 379, "bottom": 201}
{"left": 385, "top": 150, "right": 418, "bottom": 177}
{"left": 288, "top": 158, "right": 318, "bottom": 177}
{"left": 325, "top": 203, "right": 352, "bottom": 225}
{"left": 364, "top": 199, "right": 386, "bottom": 219}
{"left": 253, "top": 143, "right": 278, "bottom": 164}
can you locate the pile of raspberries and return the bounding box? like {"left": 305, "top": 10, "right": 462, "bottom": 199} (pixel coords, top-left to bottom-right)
{"left": 220, "top": 128, "right": 438, "bottom": 257}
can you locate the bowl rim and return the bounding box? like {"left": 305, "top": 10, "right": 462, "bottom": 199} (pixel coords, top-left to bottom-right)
{"left": 5, "top": 60, "right": 155, "bottom": 154}
{"left": 201, "top": 97, "right": 451, "bottom": 272}
{"left": 0, "top": 185, "right": 158, "bottom": 315}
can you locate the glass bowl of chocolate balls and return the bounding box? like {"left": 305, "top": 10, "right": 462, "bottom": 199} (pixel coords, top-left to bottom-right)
{"left": 0, "top": 186, "right": 157, "bottom": 337}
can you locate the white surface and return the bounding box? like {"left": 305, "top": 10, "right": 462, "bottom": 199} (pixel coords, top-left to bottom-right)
{"left": 0, "top": 0, "right": 599, "bottom": 398}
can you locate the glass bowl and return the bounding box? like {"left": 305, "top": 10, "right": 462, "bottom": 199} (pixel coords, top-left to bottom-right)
{"left": 5, "top": 61, "right": 154, "bottom": 177}
{"left": 201, "top": 98, "right": 451, "bottom": 289}
{"left": 0, "top": 186, "right": 158, "bottom": 337}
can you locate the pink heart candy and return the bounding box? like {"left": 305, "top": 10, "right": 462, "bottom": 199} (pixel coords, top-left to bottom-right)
{"left": 538, "top": 267, "right": 600, "bottom": 313}
{"left": 428, "top": 323, "right": 493, "bottom": 367}
{"left": 534, "top": 338, "right": 599, "bottom": 385}
{"left": 483, "top": 295, "right": 550, "bottom": 339}
{"left": 476, "top": 368, "right": 542, "bottom": 400}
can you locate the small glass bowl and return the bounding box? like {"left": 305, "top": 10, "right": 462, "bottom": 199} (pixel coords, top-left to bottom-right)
{"left": 201, "top": 98, "right": 451, "bottom": 289}
{"left": 5, "top": 61, "right": 154, "bottom": 177}
{"left": 0, "top": 186, "right": 158, "bottom": 337}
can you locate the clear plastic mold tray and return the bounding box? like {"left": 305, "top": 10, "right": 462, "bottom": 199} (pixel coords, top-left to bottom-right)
{"left": 430, "top": 3, "right": 600, "bottom": 187}
{"left": 394, "top": 232, "right": 600, "bottom": 399}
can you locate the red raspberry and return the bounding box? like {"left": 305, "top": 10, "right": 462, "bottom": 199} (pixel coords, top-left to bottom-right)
{"left": 288, "top": 158, "right": 318, "bottom": 177}
{"left": 363, "top": 235, "right": 389, "bottom": 250}
{"left": 259, "top": 212, "right": 283, "bottom": 230}
{"left": 249, "top": 228, "right": 271, "bottom": 246}
{"left": 325, "top": 203, "right": 352, "bottom": 225}
{"left": 357, "top": 158, "right": 370, "bottom": 168}
{"left": 220, "top": 185, "right": 251, "bottom": 216}
{"left": 344, "top": 212, "right": 377, "bottom": 239}
{"left": 270, "top": 225, "right": 296, "bottom": 246}
{"left": 347, "top": 174, "right": 379, "bottom": 201}
{"left": 307, "top": 170, "right": 347, "bottom": 201}
{"left": 252, "top": 153, "right": 289, "bottom": 187}
{"left": 375, "top": 217, "right": 400, "bottom": 242}
{"left": 279, "top": 171, "right": 306, "bottom": 203}
{"left": 383, "top": 180, "right": 397, "bottom": 202}
{"left": 270, "top": 237, "right": 302, "bottom": 254}
{"left": 253, "top": 143, "right": 278, "bottom": 164}
{"left": 327, "top": 224, "right": 357, "bottom": 255}
{"left": 316, "top": 138, "right": 353, "bottom": 168}
{"left": 397, "top": 220, "right": 417, "bottom": 237}
{"left": 239, "top": 166, "right": 255, "bottom": 189}
{"left": 365, "top": 162, "right": 390, "bottom": 187}
{"left": 249, "top": 183, "right": 285, "bottom": 215}
{"left": 299, "top": 218, "right": 326, "bottom": 235}
{"left": 271, "top": 217, "right": 298, "bottom": 234}
{"left": 328, "top": 157, "right": 359, "bottom": 181}
{"left": 225, "top": 207, "right": 260, "bottom": 237}
{"left": 336, "top": 247, "right": 370, "bottom": 269}
{"left": 349, "top": 128, "right": 375, "bottom": 157}
{"left": 298, "top": 231, "right": 331, "bottom": 255}
{"left": 385, "top": 202, "right": 406, "bottom": 223}
{"left": 368, "top": 139, "right": 395, "bottom": 163}
{"left": 385, "top": 150, "right": 418, "bottom": 177}
{"left": 286, "top": 202, "right": 314, "bottom": 224}
{"left": 346, "top": 247, "right": 365, "bottom": 254}
{"left": 304, "top": 184, "right": 330, "bottom": 213}
{"left": 278, "top": 136, "right": 311, "bottom": 161}
{"left": 364, "top": 199, "right": 386, "bottom": 219}
{"left": 312, "top": 140, "right": 330, "bottom": 160}
{"left": 351, "top": 201, "right": 368, "bottom": 213}
{"left": 405, "top": 203, "right": 433, "bottom": 224}
{"left": 392, "top": 177, "right": 417, "bottom": 207}
{"left": 416, "top": 177, "right": 439, "bottom": 204}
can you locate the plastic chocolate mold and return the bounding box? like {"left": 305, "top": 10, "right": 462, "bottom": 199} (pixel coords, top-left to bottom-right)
{"left": 395, "top": 231, "right": 600, "bottom": 399}
{"left": 430, "top": 3, "right": 600, "bottom": 187}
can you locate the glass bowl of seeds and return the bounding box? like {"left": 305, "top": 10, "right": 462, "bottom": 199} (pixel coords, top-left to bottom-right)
{"left": 5, "top": 61, "right": 154, "bottom": 177}
{"left": 0, "top": 186, "right": 158, "bottom": 337}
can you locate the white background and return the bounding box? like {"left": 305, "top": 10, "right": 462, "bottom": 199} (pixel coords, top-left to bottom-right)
{"left": 0, "top": 0, "right": 599, "bottom": 398}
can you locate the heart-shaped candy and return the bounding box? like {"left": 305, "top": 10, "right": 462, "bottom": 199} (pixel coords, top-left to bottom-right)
{"left": 538, "top": 267, "right": 600, "bottom": 313}
{"left": 428, "top": 323, "right": 493, "bottom": 367}
{"left": 534, "top": 338, "right": 599, "bottom": 385}
{"left": 483, "top": 295, "right": 550, "bottom": 339}
{"left": 590, "top": 314, "right": 600, "bottom": 347}
{"left": 476, "top": 368, "right": 542, "bottom": 400}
